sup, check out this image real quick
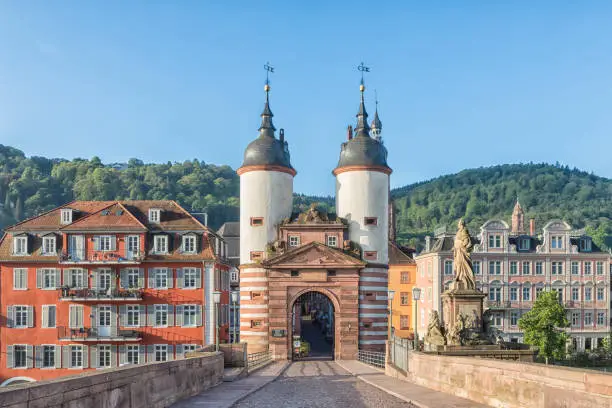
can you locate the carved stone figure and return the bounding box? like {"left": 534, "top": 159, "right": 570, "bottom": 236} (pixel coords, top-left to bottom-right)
{"left": 453, "top": 219, "right": 476, "bottom": 290}
{"left": 424, "top": 311, "right": 446, "bottom": 346}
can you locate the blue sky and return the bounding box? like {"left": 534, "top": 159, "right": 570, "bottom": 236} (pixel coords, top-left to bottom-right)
{"left": 1, "top": 1, "right": 612, "bottom": 196}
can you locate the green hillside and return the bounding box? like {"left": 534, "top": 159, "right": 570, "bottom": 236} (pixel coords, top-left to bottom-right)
{"left": 1, "top": 145, "right": 610, "bottom": 249}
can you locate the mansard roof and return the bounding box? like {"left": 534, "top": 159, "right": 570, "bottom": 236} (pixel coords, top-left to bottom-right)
{"left": 263, "top": 241, "right": 365, "bottom": 269}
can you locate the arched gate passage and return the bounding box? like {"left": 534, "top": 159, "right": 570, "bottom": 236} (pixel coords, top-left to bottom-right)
{"left": 289, "top": 290, "right": 337, "bottom": 361}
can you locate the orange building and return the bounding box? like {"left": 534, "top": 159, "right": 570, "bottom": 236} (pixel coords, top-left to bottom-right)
{"left": 0, "top": 200, "right": 231, "bottom": 386}
{"left": 388, "top": 242, "right": 416, "bottom": 339}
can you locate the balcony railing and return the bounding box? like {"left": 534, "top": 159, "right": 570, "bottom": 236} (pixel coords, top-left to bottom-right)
{"left": 60, "top": 251, "right": 144, "bottom": 264}
{"left": 59, "top": 287, "right": 143, "bottom": 302}
{"left": 485, "top": 300, "right": 511, "bottom": 309}
{"left": 57, "top": 326, "right": 142, "bottom": 342}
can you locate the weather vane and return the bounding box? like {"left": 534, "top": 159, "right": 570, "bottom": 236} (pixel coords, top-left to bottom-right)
{"left": 264, "top": 62, "right": 274, "bottom": 86}
{"left": 358, "top": 62, "right": 370, "bottom": 86}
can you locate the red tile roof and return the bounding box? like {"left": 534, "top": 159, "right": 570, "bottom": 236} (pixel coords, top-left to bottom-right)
{"left": 61, "top": 203, "right": 147, "bottom": 232}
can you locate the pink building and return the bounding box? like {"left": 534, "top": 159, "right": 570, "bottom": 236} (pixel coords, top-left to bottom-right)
{"left": 415, "top": 202, "right": 611, "bottom": 351}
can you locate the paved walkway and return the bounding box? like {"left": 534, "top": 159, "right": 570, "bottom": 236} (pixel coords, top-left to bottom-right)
{"left": 171, "top": 361, "right": 289, "bottom": 408}
{"left": 336, "top": 360, "right": 487, "bottom": 408}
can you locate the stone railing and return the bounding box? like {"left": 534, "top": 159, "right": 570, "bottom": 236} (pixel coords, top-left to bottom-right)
{"left": 0, "top": 352, "right": 223, "bottom": 408}
{"left": 394, "top": 351, "right": 612, "bottom": 408}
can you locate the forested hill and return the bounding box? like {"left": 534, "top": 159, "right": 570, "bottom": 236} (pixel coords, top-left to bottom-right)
{"left": 1, "top": 145, "right": 610, "bottom": 248}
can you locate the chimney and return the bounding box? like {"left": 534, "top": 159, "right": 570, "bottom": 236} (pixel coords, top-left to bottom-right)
{"left": 425, "top": 236, "right": 431, "bottom": 252}
{"left": 529, "top": 218, "right": 535, "bottom": 236}
{"left": 347, "top": 125, "right": 353, "bottom": 140}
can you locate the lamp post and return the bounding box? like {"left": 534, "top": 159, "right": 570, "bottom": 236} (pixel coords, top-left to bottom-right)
{"left": 213, "top": 291, "right": 222, "bottom": 352}
{"left": 412, "top": 287, "right": 422, "bottom": 350}
{"left": 231, "top": 291, "right": 239, "bottom": 344}
{"left": 388, "top": 290, "right": 395, "bottom": 340}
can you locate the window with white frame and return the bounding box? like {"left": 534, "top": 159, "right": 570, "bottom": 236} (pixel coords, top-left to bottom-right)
{"left": 182, "top": 344, "right": 197, "bottom": 355}
{"left": 519, "top": 238, "right": 530, "bottom": 250}
{"left": 522, "top": 262, "right": 530, "bottom": 275}
{"left": 488, "top": 287, "right": 501, "bottom": 301}
{"left": 42, "top": 305, "right": 56, "bottom": 328}
{"left": 510, "top": 312, "right": 519, "bottom": 326}
{"left": 126, "top": 345, "right": 139, "bottom": 365}
{"left": 571, "top": 261, "right": 579, "bottom": 275}
{"left": 42, "top": 236, "right": 56, "bottom": 255}
{"left": 326, "top": 235, "right": 337, "bottom": 247}
{"left": 69, "top": 269, "right": 85, "bottom": 288}
{"left": 230, "top": 270, "right": 238, "bottom": 282}
{"left": 61, "top": 208, "right": 73, "bottom": 224}
{"left": 183, "top": 305, "right": 197, "bottom": 327}
{"left": 182, "top": 235, "right": 196, "bottom": 253}
{"left": 127, "top": 305, "right": 140, "bottom": 327}
{"left": 444, "top": 260, "right": 453, "bottom": 275}
{"left": 489, "top": 261, "right": 501, "bottom": 275}
{"left": 584, "top": 262, "right": 592, "bottom": 275}
{"left": 155, "top": 345, "right": 168, "bottom": 362}
{"left": 70, "top": 345, "right": 83, "bottom": 368}
{"left": 522, "top": 287, "right": 531, "bottom": 301}
{"left": 551, "top": 236, "right": 564, "bottom": 249}
{"left": 154, "top": 235, "right": 168, "bottom": 254}
{"left": 13, "top": 268, "right": 27, "bottom": 290}
{"left": 571, "top": 312, "right": 580, "bottom": 326}
{"left": 473, "top": 261, "right": 481, "bottom": 275}
{"left": 288, "top": 235, "right": 300, "bottom": 247}
{"left": 596, "top": 261, "right": 604, "bottom": 275}
{"left": 597, "top": 287, "right": 605, "bottom": 301}
{"left": 585, "top": 312, "right": 593, "bottom": 325}
{"left": 510, "top": 262, "right": 518, "bottom": 275}
{"left": 42, "top": 345, "right": 55, "bottom": 368}
{"left": 14, "top": 305, "right": 29, "bottom": 328}
{"left": 535, "top": 287, "right": 544, "bottom": 299}
{"left": 572, "top": 287, "right": 579, "bottom": 301}
{"left": 98, "top": 345, "right": 111, "bottom": 368}
{"left": 154, "top": 269, "right": 169, "bottom": 289}
{"left": 127, "top": 269, "right": 139, "bottom": 288}
{"left": 553, "top": 287, "right": 563, "bottom": 302}
{"left": 154, "top": 305, "right": 168, "bottom": 327}
{"left": 580, "top": 238, "right": 592, "bottom": 252}
{"left": 488, "top": 235, "right": 502, "bottom": 248}
{"left": 535, "top": 262, "right": 543, "bottom": 275}
{"left": 99, "top": 236, "right": 112, "bottom": 251}
{"left": 598, "top": 312, "right": 605, "bottom": 326}
{"left": 492, "top": 313, "right": 502, "bottom": 326}
{"left": 41, "top": 269, "right": 57, "bottom": 289}
{"left": 13, "top": 345, "right": 27, "bottom": 368}
{"left": 551, "top": 262, "right": 563, "bottom": 275}
{"left": 510, "top": 287, "right": 518, "bottom": 301}
{"left": 149, "top": 209, "right": 161, "bottom": 223}
{"left": 127, "top": 235, "right": 140, "bottom": 255}
{"left": 13, "top": 236, "right": 28, "bottom": 255}
{"left": 585, "top": 287, "right": 592, "bottom": 301}
{"left": 183, "top": 268, "right": 197, "bottom": 289}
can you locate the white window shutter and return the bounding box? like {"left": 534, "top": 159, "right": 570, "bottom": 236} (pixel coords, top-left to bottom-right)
{"left": 167, "top": 345, "right": 174, "bottom": 361}
{"left": 82, "top": 345, "right": 89, "bottom": 368}
{"left": 139, "top": 305, "right": 146, "bottom": 328}
{"left": 92, "top": 270, "right": 98, "bottom": 291}
{"left": 91, "top": 306, "right": 98, "bottom": 329}
{"left": 195, "top": 268, "right": 202, "bottom": 288}
{"left": 27, "top": 306, "right": 34, "bottom": 328}
{"left": 111, "top": 306, "right": 118, "bottom": 337}
{"left": 110, "top": 236, "right": 117, "bottom": 251}
{"left": 175, "top": 305, "right": 184, "bottom": 327}
{"left": 119, "top": 305, "right": 127, "bottom": 326}
{"left": 138, "top": 268, "right": 145, "bottom": 289}
{"left": 6, "top": 345, "right": 13, "bottom": 368}
{"left": 26, "top": 345, "right": 34, "bottom": 368}
{"left": 110, "top": 345, "right": 117, "bottom": 368}
{"left": 80, "top": 269, "right": 87, "bottom": 289}
{"left": 62, "top": 346, "right": 70, "bottom": 368}
{"left": 139, "top": 345, "right": 146, "bottom": 364}
{"left": 7, "top": 306, "right": 14, "bottom": 328}
{"left": 54, "top": 269, "right": 61, "bottom": 289}
{"left": 167, "top": 269, "right": 174, "bottom": 288}
{"left": 55, "top": 345, "right": 62, "bottom": 368}
{"left": 176, "top": 344, "right": 184, "bottom": 359}
{"left": 147, "top": 305, "right": 154, "bottom": 327}
{"left": 63, "top": 269, "right": 71, "bottom": 287}
{"left": 148, "top": 269, "right": 155, "bottom": 289}
{"left": 196, "top": 305, "right": 203, "bottom": 327}
{"left": 36, "top": 269, "right": 42, "bottom": 288}
{"left": 147, "top": 345, "right": 154, "bottom": 362}
{"left": 176, "top": 268, "right": 183, "bottom": 289}
{"left": 120, "top": 269, "right": 127, "bottom": 289}
{"left": 93, "top": 236, "right": 100, "bottom": 251}
{"left": 90, "top": 345, "right": 98, "bottom": 369}
{"left": 69, "top": 305, "right": 76, "bottom": 328}
{"left": 42, "top": 305, "right": 49, "bottom": 328}
{"left": 167, "top": 305, "right": 174, "bottom": 326}
{"left": 119, "top": 345, "right": 126, "bottom": 365}
{"left": 110, "top": 272, "right": 117, "bottom": 290}
{"left": 35, "top": 345, "right": 43, "bottom": 368}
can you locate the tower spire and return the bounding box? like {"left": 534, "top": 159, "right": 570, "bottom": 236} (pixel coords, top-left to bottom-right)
{"left": 371, "top": 90, "right": 382, "bottom": 141}
{"left": 355, "top": 62, "right": 371, "bottom": 137}
{"left": 259, "top": 62, "right": 276, "bottom": 138}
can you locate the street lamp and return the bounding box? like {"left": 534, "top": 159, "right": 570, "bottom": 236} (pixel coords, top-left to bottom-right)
{"left": 388, "top": 290, "right": 395, "bottom": 340}
{"left": 231, "top": 291, "right": 239, "bottom": 344}
{"left": 213, "top": 291, "right": 222, "bottom": 352}
{"left": 412, "top": 287, "right": 422, "bottom": 350}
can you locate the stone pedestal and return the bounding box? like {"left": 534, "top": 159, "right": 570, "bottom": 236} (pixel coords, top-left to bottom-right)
{"left": 442, "top": 287, "right": 486, "bottom": 339}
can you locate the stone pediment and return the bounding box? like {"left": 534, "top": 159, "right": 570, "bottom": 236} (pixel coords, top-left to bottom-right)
{"left": 263, "top": 242, "right": 365, "bottom": 269}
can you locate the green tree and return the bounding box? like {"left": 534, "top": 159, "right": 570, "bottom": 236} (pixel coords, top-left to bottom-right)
{"left": 518, "top": 291, "right": 569, "bottom": 364}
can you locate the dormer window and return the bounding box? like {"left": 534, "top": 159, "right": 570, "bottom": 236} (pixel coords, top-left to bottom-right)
{"left": 154, "top": 235, "right": 169, "bottom": 254}
{"left": 42, "top": 236, "right": 57, "bottom": 255}
{"left": 61, "top": 208, "right": 73, "bottom": 225}
{"left": 551, "top": 236, "right": 564, "bottom": 249}
{"left": 13, "top": 236, "right": 28, "bottom": 255}
{"left": 488, "top": 235, "right": 502, "bottom": 248}
{"left": 182, "top": 235, "right": 197, "bottom": 253}
{"left": 580, "top": 238, "right": 592, "bottom": 252}
{"left": 519, "top": 238, "right": 530, "bottom": 250}
{"left": 288, "top": 235, "right": 300, "bottom": 247}
{"left": 149, "top": 208, "right": 161, "bottom": 224}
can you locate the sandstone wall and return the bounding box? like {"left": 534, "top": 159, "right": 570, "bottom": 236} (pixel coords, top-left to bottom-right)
{"left": 408, "top": 352, "right": 612, "bottom": 408}
{"left": 0, "top": 352, "right": 223, "bottom": 408}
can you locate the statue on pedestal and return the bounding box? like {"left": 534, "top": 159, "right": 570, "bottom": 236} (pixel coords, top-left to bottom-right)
{"left": 452, "top": 219, "right": 475, "bottom": 291}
